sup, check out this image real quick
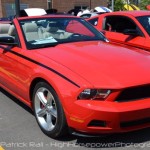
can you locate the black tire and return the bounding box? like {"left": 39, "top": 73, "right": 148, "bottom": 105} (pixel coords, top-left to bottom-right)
{"left": 32, "top": 81, "right": 68, "bottom": 138}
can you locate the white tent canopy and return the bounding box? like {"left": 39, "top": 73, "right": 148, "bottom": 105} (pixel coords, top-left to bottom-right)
{"left": 24, "top": 8, "right": 47, "bottom": 16}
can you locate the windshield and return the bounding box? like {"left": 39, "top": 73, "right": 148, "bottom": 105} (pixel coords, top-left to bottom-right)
{"left": 19, "top": 17, "right": 106, "bottom": 49}
{"left": 136, "top": 16, "right": 150, "bottom": 36}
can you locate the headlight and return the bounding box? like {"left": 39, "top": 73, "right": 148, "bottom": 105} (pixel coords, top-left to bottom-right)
{"left": 78, "top": 89, "right": 111, "bottom": 100}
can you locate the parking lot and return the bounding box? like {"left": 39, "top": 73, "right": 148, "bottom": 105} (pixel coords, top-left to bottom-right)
{"left": 0, "top": 88, "right": 150, "bottom": 150}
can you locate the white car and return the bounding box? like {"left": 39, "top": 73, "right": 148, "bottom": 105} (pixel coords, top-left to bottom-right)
{"left": 94, "top": 6, "right": 112, "bottom": 13}
{"left": 80, "top": 12, "right": 108, "bottom": 19}
{"left": 80, "top": 12, "right": 98, "bottom": 19}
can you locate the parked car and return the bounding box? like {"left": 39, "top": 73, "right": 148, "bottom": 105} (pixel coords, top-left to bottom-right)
{"left": 94, "top": 6, "right": 112, "bottom": 12}
{"left": 68, "top": 8, "right": 81, "bottom": 16}
{"left": 80, "top": 12, "right": 108, "bottom": 19}
{"left": 88, "top": 11, "right": 150, "bottom": 51}
{"left": 1, "top": 15, "right": 150, "bottom": 138}
{"left": 0, "top": 16, "right": 12, "bottom": 23}
{"left": 80, "top": 12, "right": 99, "bottom": 19}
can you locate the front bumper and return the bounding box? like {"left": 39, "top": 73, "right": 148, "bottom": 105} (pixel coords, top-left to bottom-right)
{"left": 67, "top": 98, "right": 150, "bottom": 135}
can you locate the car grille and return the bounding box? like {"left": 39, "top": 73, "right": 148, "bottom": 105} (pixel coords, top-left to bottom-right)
{"left": 120, "top": 117, "right": 150, "bottom": 128}
{"left": 116, "top": 84, "right": 150, "bottom": 102}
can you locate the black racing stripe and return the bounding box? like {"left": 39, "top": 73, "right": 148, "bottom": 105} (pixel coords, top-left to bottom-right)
{"left": 1, "top": 46, "right": 80, "bottom": 88}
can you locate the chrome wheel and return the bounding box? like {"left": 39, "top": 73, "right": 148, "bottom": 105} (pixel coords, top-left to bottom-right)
{"left": 33, "top": 82, "right": 68, "bottom": 138}
{"left": 34, "top": 87, "right": 57, "bottom": 131}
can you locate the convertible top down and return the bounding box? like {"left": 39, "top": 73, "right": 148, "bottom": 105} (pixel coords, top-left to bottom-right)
{"left": 1, "top": 15, "right": 150, "bottom": 138}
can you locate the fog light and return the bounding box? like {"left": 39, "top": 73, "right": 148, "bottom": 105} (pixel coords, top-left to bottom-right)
{"left": 88, "top": 120, "right": 106, "bottom": 127}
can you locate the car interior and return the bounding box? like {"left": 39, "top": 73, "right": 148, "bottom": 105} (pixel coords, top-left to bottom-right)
{"left": 103, "top": 16, "right": 138, "bottom": 33}
{"left": 0, "top": 23, "right": 15, "bottom": 37}
{"left": 21, "top": 21, "right": 74, "bottom": 42}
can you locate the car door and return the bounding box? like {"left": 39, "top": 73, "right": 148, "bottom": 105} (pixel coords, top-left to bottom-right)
{"left": 0, "top": 44, "right": 23, "bottom": 94}
{"left": 0, "top": 23, "right": 33, "bottom": 102}
{"left": 101, "top": 15, "right": 146, "bottom": 49}
{"left": 0, "top": 46, "right": 16, "bottom": 88}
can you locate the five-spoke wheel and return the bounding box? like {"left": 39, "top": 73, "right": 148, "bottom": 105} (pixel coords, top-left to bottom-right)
{"left": 33, "top": 81, "right": 68, "bottom": 138}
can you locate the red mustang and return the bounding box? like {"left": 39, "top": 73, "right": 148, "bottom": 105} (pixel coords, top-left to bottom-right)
{"left": 1, "top": 15, "right": 150, "bottom": 138}
{"left": 88, "top": 11, "right": 150, "bottom": 51}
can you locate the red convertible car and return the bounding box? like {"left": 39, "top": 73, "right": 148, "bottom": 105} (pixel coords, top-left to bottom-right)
{"left": 88, "top": 11, "right": 150, "bottom": 51}
{"left": 1, "top": 15, "right": 150, "bottom": 138}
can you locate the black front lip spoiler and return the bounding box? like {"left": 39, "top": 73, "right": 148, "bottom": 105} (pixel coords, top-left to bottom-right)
{"left": 69, "top": 128, "right": 111, "bottom": 138}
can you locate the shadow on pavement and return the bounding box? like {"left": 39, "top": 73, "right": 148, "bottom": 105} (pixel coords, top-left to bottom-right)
{"left": 0, "top": 88, "right": 33, "bottom": 115}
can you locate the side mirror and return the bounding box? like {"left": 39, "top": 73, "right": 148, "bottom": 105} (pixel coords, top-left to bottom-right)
{"left": 123, "top": 29, "right": 140, "bottom": 36}
{"left": 0, "top": 36, "right": 17, "bottom": 46}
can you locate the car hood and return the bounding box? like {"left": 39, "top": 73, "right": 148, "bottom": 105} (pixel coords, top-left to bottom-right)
{"left": 36, "top": 41, "right": 150, "bottom": 89}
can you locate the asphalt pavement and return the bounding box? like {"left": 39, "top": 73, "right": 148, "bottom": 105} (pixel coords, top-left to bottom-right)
{"left": 0, "top": 87, "right": 150, "bottom": 150}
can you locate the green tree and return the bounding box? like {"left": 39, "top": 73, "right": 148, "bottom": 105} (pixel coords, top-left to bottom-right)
{"left": 114, "top": 0, "right": 125, "bottom": 11}
{"left": 139, "top": 0, "right": 150, "bottom": 10}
